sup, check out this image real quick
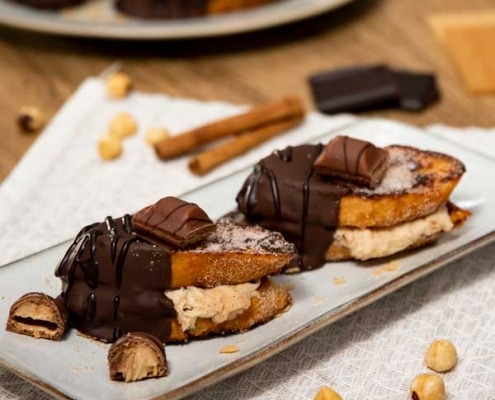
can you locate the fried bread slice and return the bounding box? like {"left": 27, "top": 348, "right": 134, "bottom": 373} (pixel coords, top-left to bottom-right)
{"left": 168, "top": 278, "right": 291, "bottom": 342}
{"left": 339, "top": 145, "right": 465, "bottom": 228}
{"left": 326, "top": 203, "right": 471, "bottom": 261}
{"left": 171, "top": 218, "right": 296, "bottom": 288}
{"left": 208, "top": 0, "right": 281, "bottom": 14}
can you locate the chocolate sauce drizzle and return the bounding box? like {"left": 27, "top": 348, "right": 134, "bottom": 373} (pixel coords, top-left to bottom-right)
{"left": 237, "top": 144, "right": 350, "bottom": 270}
{"left": 56, "top": 215, "right": 176, "bottom": 343}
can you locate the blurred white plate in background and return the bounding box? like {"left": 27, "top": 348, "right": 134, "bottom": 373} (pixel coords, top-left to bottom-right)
{"left": 0, "top": 0, "right": 359, "bottom": 39}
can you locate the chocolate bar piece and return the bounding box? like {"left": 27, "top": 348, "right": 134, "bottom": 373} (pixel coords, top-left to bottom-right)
{"left": 309, "top": 65, "right": 440, "bottom": 113}
{"left": 132, "top": 196, "right": 215, "bottom": 248}
{"left": 309, "top": 65, "right": 400, "bottom": 114}
{"left": 393, "top": 71, "right": 440, "bottom": 111}
{"left": 6, "top": 292, "right": 68, "bottom": 341}
{"left": 108, "top": 332, "right": 167, "bottom": 382}
{"left": 313, "top": 135, "right": 389, "bottom": 187}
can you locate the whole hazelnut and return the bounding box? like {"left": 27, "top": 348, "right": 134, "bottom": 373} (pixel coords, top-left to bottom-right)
{"left": 425, "top": 339, "right": 457, "bottom": 372}
{"left": 313, "top": 385, "right": 343, "bottom": 400}
{"left": 107, "top": 72, "right": 132, "bottom": 99}
{"left": 98, "top": 135, "right": 123, "bottom": 160}
{"left": 109, "top": 112, "right": 138, "bottom": 139}
{"left": 410, "top": 374, "right": 445, "bottom": 400}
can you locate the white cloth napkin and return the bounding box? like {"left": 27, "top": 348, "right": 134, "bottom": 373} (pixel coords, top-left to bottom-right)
{"left": 0, "top": 77, "right": 357, "bottom": 267}
{"left": 1, "top": 79, "right": 495, "bottom": 400}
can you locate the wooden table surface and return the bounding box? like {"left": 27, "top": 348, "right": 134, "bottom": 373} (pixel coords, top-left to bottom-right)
{"left": 0, "top": 0, "right": 494, "bottom": 183}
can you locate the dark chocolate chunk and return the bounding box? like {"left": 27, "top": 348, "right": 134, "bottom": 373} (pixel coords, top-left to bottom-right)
{"left": 309, "top": 65, "right": 400, "bottom": 114}
{"left": 108, "top": 332, "right": 167, "bottom": 382}
{"left": 393, "top": 71, "right": 440, "bottom": 111}
{"left": 132, "top": 197, "right": 216, "bottom": 248}
{"left": 313, "top": 135, "right": 389, "bottom": 187}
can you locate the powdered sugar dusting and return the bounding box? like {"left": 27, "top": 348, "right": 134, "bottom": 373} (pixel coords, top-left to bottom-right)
{"left": 192, "top": 218, "right": 296, "bottom": 255}
{"left": 356, "top": 147, "right": 419, "bottom": 195}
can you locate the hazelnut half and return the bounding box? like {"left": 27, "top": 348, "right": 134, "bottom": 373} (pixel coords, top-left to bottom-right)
{"left": 17, "top": 106, "right": 46, "bottom": 133}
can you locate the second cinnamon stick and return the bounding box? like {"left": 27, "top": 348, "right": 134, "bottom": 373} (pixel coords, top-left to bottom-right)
{"left": 188, "top": 115, "right": 304, "bottom": 176}
{"left": 155, "top": 96, "right": 304, "bottom": 160}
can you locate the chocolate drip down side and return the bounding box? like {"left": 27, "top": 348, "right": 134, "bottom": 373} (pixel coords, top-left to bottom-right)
{"left": 237, "top": 144, "right": 350, "bottom": 270}
{"left": 55, "top": 215, "right": 176, "bottom": 343}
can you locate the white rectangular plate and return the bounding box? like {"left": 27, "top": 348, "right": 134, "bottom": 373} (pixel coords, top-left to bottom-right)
{"left": 1, "top": 119, "right": 494, "bottom": 400}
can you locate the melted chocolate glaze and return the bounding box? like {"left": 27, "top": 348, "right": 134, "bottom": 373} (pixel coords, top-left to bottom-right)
{"left": 237, "top": 144, "right": 350, "bottom": 270}
{"left": 55, "top": 215, "right": 176, "bottom": 343}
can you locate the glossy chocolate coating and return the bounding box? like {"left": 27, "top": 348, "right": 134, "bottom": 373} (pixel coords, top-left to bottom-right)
{"left": 116, "top": 0, "right": 207, "bottom": 19}
{"left": 55, "top": 215, "right": 176, "bottom": 343}
{"left": 314, "top": 135, "right": 388, "bottom": 187}
{"left": 237, "top": 145, "right": 349, "bottom": 270}
{"left": 133, "top": 196, "right": 215, "bottom": 248}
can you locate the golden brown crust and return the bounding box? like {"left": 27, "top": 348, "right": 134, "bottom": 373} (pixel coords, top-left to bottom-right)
{"left": 447, "top": 201, "right": 472, "bottom": 227}
{"left": 6, "top": 292, "right": 68, "bottom": 341}
{"left": 171, "top": 252, "right": 293, "bottom": 289}
{"left": 168, "top": 278, "right": 291, "bottom": 342}
{"left": 326, "top": 203, "right": 469, "bottom": 261}
{"left": 169, "top": 217, "right": 296, "bottom": 289}
{"left": 339, "top": 145, "right": 466, "bottom": 228}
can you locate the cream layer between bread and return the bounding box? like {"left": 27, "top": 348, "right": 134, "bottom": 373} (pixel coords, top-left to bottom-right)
{"left": 165, "top": 281, "right": 260, "bottom": 332}
{"left": 334, "top": 206, "right": 453, "bottom": 260}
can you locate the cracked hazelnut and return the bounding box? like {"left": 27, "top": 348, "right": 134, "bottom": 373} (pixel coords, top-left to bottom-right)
{"left": 17, "top": 106, "right": 46, "bottom": 133}
{"left": 425, "top": 339, "right": 457, "bottom": 372}
{"left": 98, "top": 135, "right": 123, "bottom": 160}
{"left": 108, "top": 332, "right": 167, "bottom": 382}
{"left": 109, "top": 112, "right": 137, "bottom": 139}
{"left": 410, "top": 374, "right": 445, "bottom": 400}
{"left": 107, "top": 72, "right": 132, "bottom": 99}
{"left": 145, "top": 127, "right": 171, "bottom": 146}
{"left": 313, "top": 386, "right": 343, "bottom": 400}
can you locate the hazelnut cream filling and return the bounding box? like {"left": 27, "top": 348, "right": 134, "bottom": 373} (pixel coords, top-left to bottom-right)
{"left": 334, "top": 206, "right": 454, "bottom": 261}
{"left": 165, "top": 281, "right": 261, "bottom": 332}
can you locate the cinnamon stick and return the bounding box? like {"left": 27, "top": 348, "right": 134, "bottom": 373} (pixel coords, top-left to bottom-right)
{"left": 188, "top": 115, "right": 304, "bottom": 176}
{"left": 155, "top": 96, "right": 304, "bottom": 160}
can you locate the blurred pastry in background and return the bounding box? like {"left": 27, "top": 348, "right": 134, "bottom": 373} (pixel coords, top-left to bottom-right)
{"left": 115, "top": 0, "right": 284, "bottom": 19}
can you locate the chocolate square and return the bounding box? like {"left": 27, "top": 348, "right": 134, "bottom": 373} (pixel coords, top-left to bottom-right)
{"left": 132, "top": 196, "right": 215, "bottom": 248}
{"left": 313, "top": 136, "right": 389, "bottom": 187}
{"left": 309, "top": 65, "right": 400, "bottom": 114}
